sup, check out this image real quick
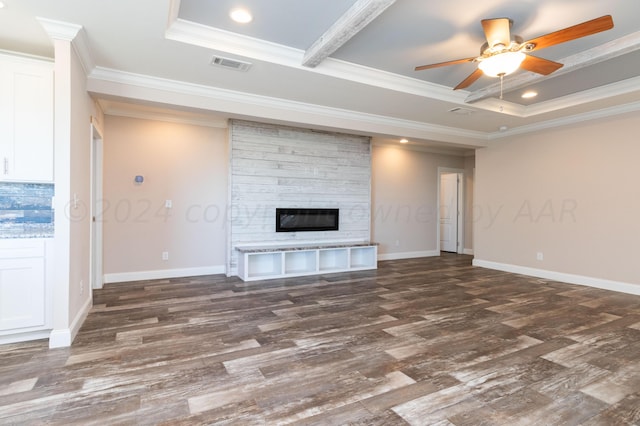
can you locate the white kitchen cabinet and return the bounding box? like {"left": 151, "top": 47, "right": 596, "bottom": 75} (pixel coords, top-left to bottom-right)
{"left": 0, "top": 53, "right": 54, "bottom": 182}
{"left": 0, "top": 239, "right": 53, "bottom": 344}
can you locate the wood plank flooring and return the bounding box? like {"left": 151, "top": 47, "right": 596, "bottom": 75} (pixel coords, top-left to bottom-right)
{"left": 1, "top": 254, "right": 640, "bottom": 425}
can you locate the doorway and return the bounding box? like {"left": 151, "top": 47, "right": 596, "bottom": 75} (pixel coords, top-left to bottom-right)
{"left": 438, "top": 168, "right": 464, "bottom": 254}
{"left": 90, "top": 122, "right": 104, "bottom": 289}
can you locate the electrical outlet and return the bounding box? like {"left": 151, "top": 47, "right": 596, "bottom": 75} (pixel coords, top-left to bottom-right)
{"left": 165, "top": 199, "right": 172, "bottom": 208}
{"left": 80, "top": 279, "right": 84, "bottom": 295}
{"left": 162, "top": 251, "right": 169, "bottom": 261}
{"left": 536, "top": 252, "right": 544, "bottom": 261}
{"left": 395, "top": 240, "right": 400, "bottom": 247}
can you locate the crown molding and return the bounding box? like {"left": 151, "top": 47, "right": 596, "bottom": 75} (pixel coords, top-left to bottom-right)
{"left": 90, "top": 65, "right": 640, "bottom": 145}
{"left": 166, "top": 19, "right": 302, "bottom": 66}
{"left": 36, "top": 17, "right": 82, "bottom": 41}
{"left": 36, "top": 17, "right": 95, "bottom": 75}
{"left": 522, "top": 75, "right": 640, "bottom": 117}
{"left": 99, "top": 100, "right": 228, "bottom": 128}
{"left": 167, "top": 0, "right": 181, "bottom": 28}
{"left": 472, "top": 74, "right": 640, "bottom": 120}
{"left": 0, "top": 48, "right": 53, "bottom": 63}
{"left": 372, "top": 139, "right": 474, "bottom": 157}
{"left": 88, "top": 66, "right": 488, "bottom": 147}
{"left": 165, "top": 17, "right": 466, "bottom": 106}
{"left": 470, "top": 97, "right": 527, "bottom": 117}
{"left": 165, "top": 14, "right": 640, "bottom": 120}
{"left": 488, "top": 98, "right": 640, "bottom": 140}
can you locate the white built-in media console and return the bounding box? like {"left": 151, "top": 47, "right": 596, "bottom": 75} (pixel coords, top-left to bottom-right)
{"left": 236, "top": 242, "right": 378, "bottom": 281}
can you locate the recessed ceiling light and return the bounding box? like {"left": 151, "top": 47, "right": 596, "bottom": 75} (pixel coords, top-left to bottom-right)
{"left": 399, "top": 138, "right": 409, "bottom": 144}
{"left": 230, "top": 8, "right": 252, "bottom": 23}
{"left": 521, "top": 91, "right": 538, "bottom": 99}
{"left": 0, "top": 2, "right": 5, "bottom": 9}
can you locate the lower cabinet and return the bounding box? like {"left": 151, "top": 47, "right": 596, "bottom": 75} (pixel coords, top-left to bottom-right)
{"left": 237, "top": 243, "right": 377, "bottom": 281}
{"left": 0, "top": 239, "right": 52, "bottom": 343}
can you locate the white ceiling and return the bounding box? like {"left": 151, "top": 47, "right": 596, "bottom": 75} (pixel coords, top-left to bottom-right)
{"left": 1, "top": 0, "right": 639, "bottom": 154}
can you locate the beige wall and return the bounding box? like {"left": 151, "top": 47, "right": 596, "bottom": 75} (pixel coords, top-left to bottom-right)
{"left": 475, "top": 111, "right": 640, "bottom": 286}
{"left": 50, "top": 39, "right": 103, "bottom": 347}
{"left": 102, "top": 116, "right": 227, "bottom": 277}
{"left": 68, "top": 45, "right": 95, "bottom": 322}
{"left": 371, "top": 143, "right": 468, "bottom": 258}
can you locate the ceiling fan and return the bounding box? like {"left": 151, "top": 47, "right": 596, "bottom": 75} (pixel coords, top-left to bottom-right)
{"left": 415, "top": 15, "right": 614, "bottom": 90}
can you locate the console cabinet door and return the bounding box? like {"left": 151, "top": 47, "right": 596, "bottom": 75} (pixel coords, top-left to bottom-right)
{"left": 0, "top": 54, "right": 54, "bottom": 182}
{"left": 0, "top": 256, "right": 46, "bottom": 331}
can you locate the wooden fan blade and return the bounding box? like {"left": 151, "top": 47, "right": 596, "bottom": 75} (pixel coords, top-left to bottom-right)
{"left": 524, "top": 15, "right": 613, "bottom": 52}
{"left": 454, "top": 68, "right": 484, "bottom": 90}
{"left": 520, "top": 55, "right": 563, "bottom": 75}
{"left": 481, "top": 18, "right": 512, "bottom": 48}
{"left": 415, "top": 57, "right": 476, "bottom": 71}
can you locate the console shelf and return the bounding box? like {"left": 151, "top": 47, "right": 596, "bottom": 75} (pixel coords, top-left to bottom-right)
{"left": 236, "top": 242, "right": 377, "bottom": 281}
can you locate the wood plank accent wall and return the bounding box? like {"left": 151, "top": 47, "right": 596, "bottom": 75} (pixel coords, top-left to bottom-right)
{"left": 228, "top": 120, "right": 371, "bottom": 275}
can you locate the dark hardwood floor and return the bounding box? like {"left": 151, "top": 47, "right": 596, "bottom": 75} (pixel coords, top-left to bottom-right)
{"left": 1, "top": 254, "right": 640, "bottom": 425}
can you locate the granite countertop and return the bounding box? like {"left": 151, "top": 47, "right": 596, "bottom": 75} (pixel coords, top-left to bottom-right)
{"left": 236, "top": 241, "right": 378, "bottom": 253}
{"left": 0, "top": 226, "right": 54, "bottom": 239}
{"left": 0, "top": 233, "right": 54, "bottom": 239}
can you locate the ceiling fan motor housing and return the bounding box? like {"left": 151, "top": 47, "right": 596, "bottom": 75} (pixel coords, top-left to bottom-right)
{"left": 480, "top": 35, "right": 524, "bottom": 57}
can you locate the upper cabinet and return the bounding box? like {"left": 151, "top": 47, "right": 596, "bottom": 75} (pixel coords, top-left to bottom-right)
{"left": 0, "top": 53, "right": 54, "bottom": 182}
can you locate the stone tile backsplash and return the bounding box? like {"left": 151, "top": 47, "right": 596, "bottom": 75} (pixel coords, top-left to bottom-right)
{"left": 0, "top": 182, "right": 54, "bottom": 238}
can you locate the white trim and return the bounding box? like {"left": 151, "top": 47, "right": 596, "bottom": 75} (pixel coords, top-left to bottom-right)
{"left": 489, "top": 98, "right": 640, "bottom": 140}
{"left": 472, "top": 259, "right": 640, "bottom": 296}
{"left": 378, "top": 250, "right": 439, "bottom": 261}
{"left": 522, "top": 76, "right": 640, "bottom": 118}
{"left": 463, "top": 248, "right": 474, "bottom": 255}
{"left": 36, "top": 18, "right": 95, "bottom": 75}
{"left": 48, "top": 293, "right": 92, "bottom": 348}
{"left": 165, "top": 12, "right": 640, "bottom": 122}
{"left": 98, "top": 99, "right": 228, "bottom": 128}
{"left": 90, "top": 124, "right": 104, "bottom": 290}
{"left": 36, "top": 17, "right": 82, "bottom": 41}
{"left": 0, "top": 330, "right": 51, "bottom": 345}
{"left": 48, "top": 329, "right": 72, "bottom": 348}
{"left": 87, "top": 66, "right": 640, "bottom": 147}
{"left": 165, "top": 18, "right": 465, "bottom": 106}
{"left": 87, "top": 67, "right": 488, "bottom": 147}
{"left": 437, "top": 167, "right": 465, "bottom": 254}
{"left": 103, "top": 266, "right": 226, "bottom": 284}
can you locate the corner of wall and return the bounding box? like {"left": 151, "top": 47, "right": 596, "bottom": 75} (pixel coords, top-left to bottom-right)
{"left": 48, "top": 292, "right": 92, "bottom": 348}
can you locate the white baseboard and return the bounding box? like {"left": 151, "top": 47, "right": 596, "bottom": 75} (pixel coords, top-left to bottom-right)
{"left": 472, "top": 259, "right": 640, "bottom": 296}
{"left": 103, "top": 265, "right": 226, "bottom": 284}
{"left": 463, "top": 248, "right": 474, "bottom": 255}
{"left": 378, "top": 250, "right": 439, "bottom": 261}
{"left": 49, "top": 294, "right": 93, "bottom": 348}
{"left": 0, "top": 329, "right": 51, "bottom": 345}
{"left": 48, "top": 328, "right": 71, "bottom": 348}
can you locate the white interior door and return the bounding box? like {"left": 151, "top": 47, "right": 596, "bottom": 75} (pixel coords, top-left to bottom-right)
{"left": 440, "top": 173, "right": 458, "bottom": 252}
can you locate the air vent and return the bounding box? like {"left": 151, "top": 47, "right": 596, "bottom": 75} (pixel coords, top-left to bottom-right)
{"left": 448, "top": 107, "right": 475, "bottom": 115}
{"left": 210, "top": 56, "right": 252, "bottom": 72}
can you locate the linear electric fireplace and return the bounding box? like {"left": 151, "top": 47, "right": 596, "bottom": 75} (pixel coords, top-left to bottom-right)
{"left": 276, "top": 208, "right": 339, "bottom": 232}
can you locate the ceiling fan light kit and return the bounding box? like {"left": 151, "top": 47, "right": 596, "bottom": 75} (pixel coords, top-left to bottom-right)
{"left": 478, "top": 51, "right": 526, "bottom": 77}
{"left": 415, "top": 15, "right": 614, "bottom": 91}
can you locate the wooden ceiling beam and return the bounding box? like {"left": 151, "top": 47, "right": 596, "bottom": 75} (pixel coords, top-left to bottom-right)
{"left": 302, "top": 0, "right": 396, "bottom": 68}
{"left": 465, "top": 31, "right": 640, "bottom": 103}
